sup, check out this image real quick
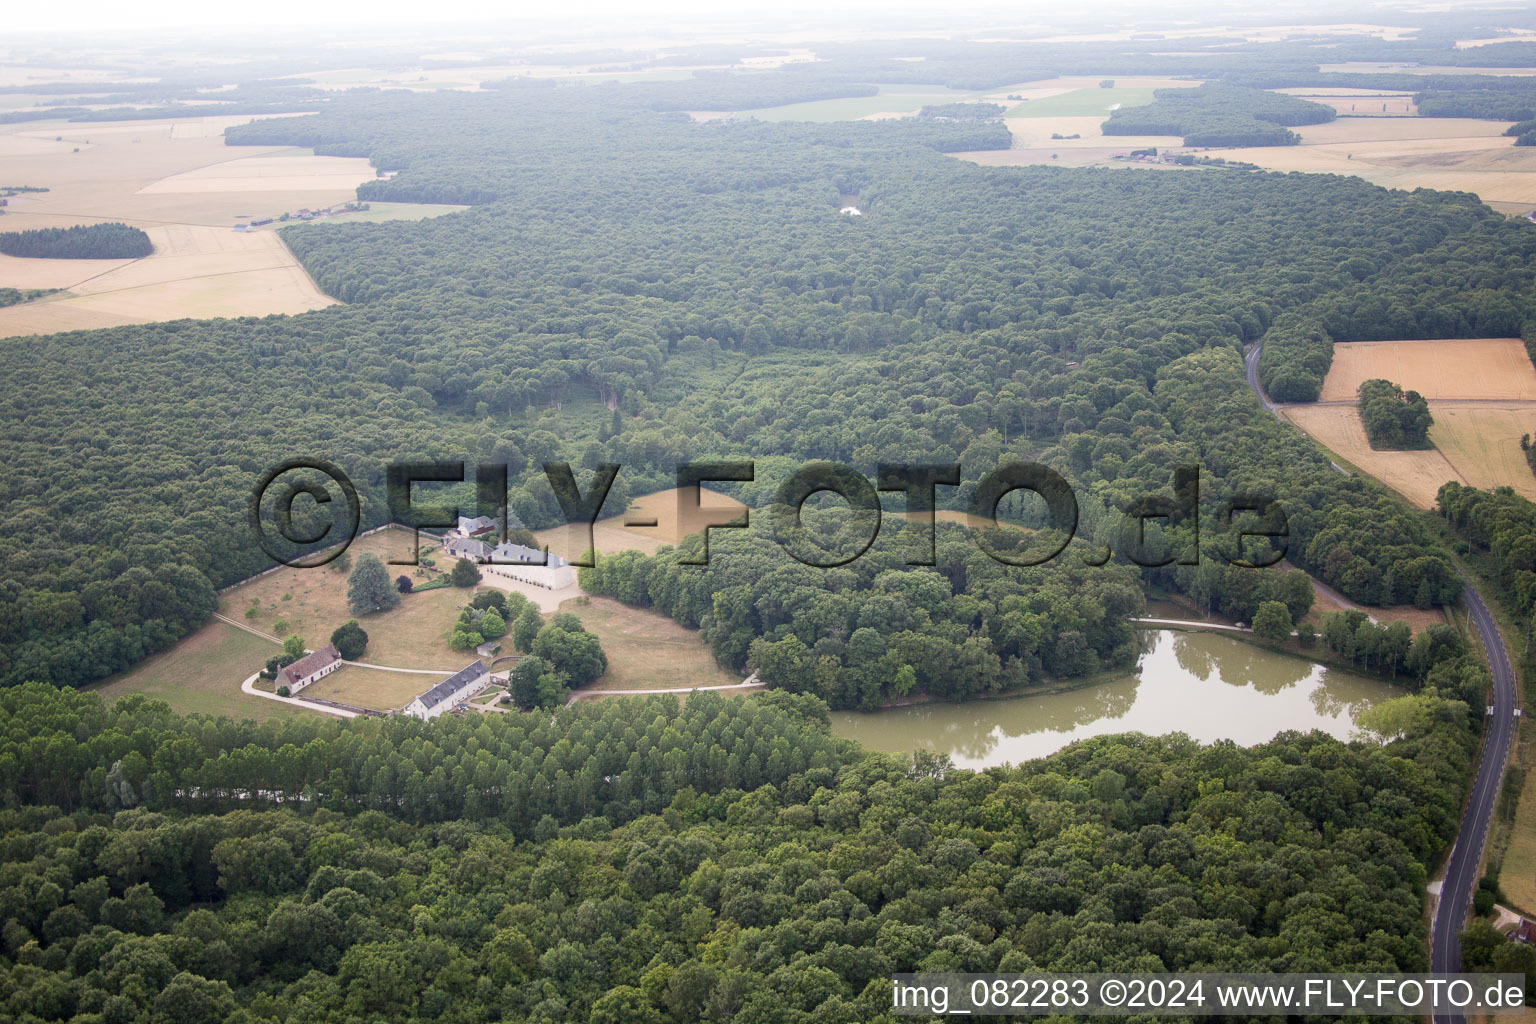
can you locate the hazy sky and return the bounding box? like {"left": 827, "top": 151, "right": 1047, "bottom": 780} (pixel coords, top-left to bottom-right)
{"left": 7, "top": 0, "right": 1218, "bottom": 36}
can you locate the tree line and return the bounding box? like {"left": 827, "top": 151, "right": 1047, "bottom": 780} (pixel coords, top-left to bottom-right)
{"left": 0, "top": 223, "right": 152, "bottom": 260}
{"left": 1102, "top": 84, "right": 1334, "bottom": 147}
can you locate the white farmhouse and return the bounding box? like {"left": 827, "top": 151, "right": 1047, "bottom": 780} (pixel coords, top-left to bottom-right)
{"left": 484, "top": 541, "right": 576, "bottom": 590}
{"left": 405, "top": 660, "right": 490, "bottom": 720}
{"left": 274, "top": 644, "right": 341, "bottom": 694}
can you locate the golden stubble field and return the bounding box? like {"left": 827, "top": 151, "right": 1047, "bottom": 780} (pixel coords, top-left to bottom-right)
{"left": 1282, "top": 404, "right": 1464, "bottom": 509}
{"left": 1319, "top": 338, "right": 1536, "bottom": 401}
{"left": 1284, "top": 339, "right": 1536, "bottom": 507}
{"left": 1204, "top": 116, "right": 1536, "bottom": 205}
{"left": 1428, "top": 403, "right": 1536, "bottom": 501}
{"left": 0, "top": 113, "right": 379, "bottom": 338}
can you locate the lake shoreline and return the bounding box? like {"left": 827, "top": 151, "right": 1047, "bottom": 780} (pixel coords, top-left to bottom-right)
{"left": 831, "top": 630, "right": 1403, "bottom": 768}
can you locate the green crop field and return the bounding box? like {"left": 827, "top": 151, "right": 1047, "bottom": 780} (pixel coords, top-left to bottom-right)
{"left": 1007, "top": 87, "right": 1160, "bottom": 117}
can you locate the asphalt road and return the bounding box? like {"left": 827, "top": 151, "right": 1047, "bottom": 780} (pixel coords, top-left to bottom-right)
{"left": 1431, "top": 582, "right": 1517, "bottom": 1024}
{"left": 1244, "top": 340, "right": 1516, "bottom": 1016}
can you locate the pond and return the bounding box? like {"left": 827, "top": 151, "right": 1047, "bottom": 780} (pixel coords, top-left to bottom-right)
{"left": 830, "top": 630, "right": 1401, "bottom": 768}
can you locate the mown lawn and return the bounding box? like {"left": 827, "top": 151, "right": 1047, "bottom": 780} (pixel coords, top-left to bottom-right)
{"left": 91, "top": 620, "right": 297, "bottom": 721}
{"left": 563, "top": 595, "right": 740, "bottom": 691}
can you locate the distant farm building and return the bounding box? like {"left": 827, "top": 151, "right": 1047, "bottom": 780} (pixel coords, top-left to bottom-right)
{"left": 405, "top": 660, "right": 489, "bottom": 719}
{"left": 485, "top": 542, "right": 576, "bottom": 590}
{"left": 275, "top": 644, "right": 341, "bottom": 693}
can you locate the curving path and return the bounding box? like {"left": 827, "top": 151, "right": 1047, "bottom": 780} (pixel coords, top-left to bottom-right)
{"left": 1248, "top": 337, "right": 1517, "bottom": 1005}
{"left": 1128, "top": 616, "right": 1249, "bottom": 633}
{"left": 565, "top": 673, "right": 762, "bottom": 707}
{"left": 240, "top": 671, "right": 360, "bottom": 719}
{"left": 213, "top": 611, "right": 283, "bottom": 643}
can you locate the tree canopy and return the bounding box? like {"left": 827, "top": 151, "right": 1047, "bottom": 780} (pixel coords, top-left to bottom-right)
{"left": 0, "top": 222, "right": 152, "bottom": 259}
{"left": 0, "top": 679, "right": 1480, "bottom": 1023}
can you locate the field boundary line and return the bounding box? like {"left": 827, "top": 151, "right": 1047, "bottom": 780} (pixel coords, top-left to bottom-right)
{"left": 341, "top": 661, "right": 460, "bottom": 674}
{"left": 212, "top": 612, "right": 282, "bottom": 644}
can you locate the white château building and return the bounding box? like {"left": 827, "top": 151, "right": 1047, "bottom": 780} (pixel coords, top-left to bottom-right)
{"left": 483, "top": 541, "right": 576, "bottom": 590}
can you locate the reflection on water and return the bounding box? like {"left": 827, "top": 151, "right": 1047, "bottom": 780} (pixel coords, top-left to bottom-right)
{"left": 831, "top": 630, "right": 1401, "bottom": 769}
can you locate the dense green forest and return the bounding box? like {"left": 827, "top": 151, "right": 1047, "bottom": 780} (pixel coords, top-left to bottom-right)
{"left": 1415, "top": 85, "right": 1536, "bottom": 121}
{"left": 1256, "top": 314, "right": 1334, "bottom": 403}
{"left": 6, "top": 70, "right": 1528, "bottom": 689}
{"left": 0, "top": 223, "right": 152, "bottom": 260}
{"left": 1439, "top": 482, "right": 1536, "bottom": 659}
{"left": 1358, "top": 379, "right": 1433, "bottom": 451}
{"left": 915, "top": 102, "right": 1004, "bottom": 121}
{"left": 1101, "top": 84, "right": 1334, "bottom": 147}
{"left": 0, "top": 681, "right": 1482, "bottom": 1023}
{"left": 580, "top": 522, "right": 1146, "bottom": 709}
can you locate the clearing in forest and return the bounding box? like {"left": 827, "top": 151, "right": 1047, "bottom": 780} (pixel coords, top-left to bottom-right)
{"left": 91, "top": 619, "right": 297, "bottom": 720}
{"left": 535, "top": 485, "right": 747, "bottom": 559}
{"left": 1318, "top": 338, "right": 1536, "bottom": 402}
{"left": 1004, "top": 86, "right": 1160, "bottom": 118}
{"left": 1502, "top": 733, "right": 1536, "bottom": 916}
{"left": 1279, "top": 94, "right": 1417, "bottom": 116}
{"left": 1286, "top": 339, "right": 1536, "bottom": 506}
{"left": 219, "top": 528, "right": 477, "bottom": 671}
{"left": 560, "top": 595, "right": 740, "bottom": 691}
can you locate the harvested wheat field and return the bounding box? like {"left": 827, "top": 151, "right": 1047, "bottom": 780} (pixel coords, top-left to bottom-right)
{"left": 1200, "top": 118, "right": 1536, "bottom": 204}
{"left": 1427, "top": 403, "right": 1536, "bottom": 501}
{"left": 535, "top": 486, "right": 747, "bottom": 560}
{"left": 1319, "top": 63, "right": 1536, "bottom": 76}
{"left": 0, "top": 113, "right": 368, "bottom": 337}
{"left": 1298, "top": 118, "right": 1511, "bottom": 144}
{"left": 1318, "top": 338, "right": 1536, "bottom": 402}
{"left": 1297, "top": 96, "right": 1417, "bottom": 116}
{"left": 139, "top": 153, "right": 375, "bottom": 193}
{"left": 1282, "top": 404, "right": 1464, "bottom": 509}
